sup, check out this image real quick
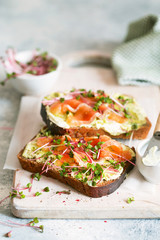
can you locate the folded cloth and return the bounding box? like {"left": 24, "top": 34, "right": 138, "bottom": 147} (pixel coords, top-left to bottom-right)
{"left": 112, "top": 15, "right": 160, "bottom": 85}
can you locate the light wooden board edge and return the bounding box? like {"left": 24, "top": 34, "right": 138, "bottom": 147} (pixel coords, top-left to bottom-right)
{"left": 11, "top": 170, "right": 160, "bottom": 219}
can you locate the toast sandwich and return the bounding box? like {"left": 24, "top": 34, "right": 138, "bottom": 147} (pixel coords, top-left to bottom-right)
{"left": 18, "top": 127, "right": 136, "bottom": 198}
{"left": 41, "top": 89, "right": 151, "bottom": 139}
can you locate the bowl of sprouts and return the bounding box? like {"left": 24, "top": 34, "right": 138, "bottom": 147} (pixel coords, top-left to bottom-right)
{"left": 0, "top": 48, "right": 62, "bottom": 95}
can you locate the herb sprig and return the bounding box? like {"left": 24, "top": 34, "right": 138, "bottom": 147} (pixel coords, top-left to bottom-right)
{"left": 127, "top": 197, "right": 135, "bottom": 204}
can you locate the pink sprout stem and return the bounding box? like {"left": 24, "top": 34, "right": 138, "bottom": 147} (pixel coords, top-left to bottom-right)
{"left": 0, "top": 195, "right": 10, "bottom": 205}
{"left": 110, "top": 151, "right": 135, "bottom": 166}
{"left": 32, "top": 142, "right": 50, "bottom": 154}
{"left": 108, "top": 107, "right": 124, "bottom": 117}
{"left": 0, "top": 126, "right": 14, "bottom": 131}
{"left": 85, "top": 152, "right": 93, "bottom": 163}
{"left": 7, "top": 220, "right": 41, "bottom": 230}
{"left": 42, "top": 159, "right": 50, "bottom": 171}
{"left": 97, "top": 149, "right": 101, "bottom": 159}
{"left": 110, "top": 96, "right": 126, "bottom": 109}
{"left": 0, "top": 221, "right": 20, "bottom": 228}
{"left": 62, "top": 147, "right": 68, "bottom": 155}
{"left": 11, "top": 187, "right": 28, "bottom": 191}
{"left": 29, "top": 177, "right": 33, "bottom": 192}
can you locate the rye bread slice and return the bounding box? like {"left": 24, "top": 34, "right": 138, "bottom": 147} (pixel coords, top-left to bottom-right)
{"left": 41, "top": 103, "right": 151, "bottom": 139}
{"left": 17, "top": 132, "right": 136, "bottom": 198}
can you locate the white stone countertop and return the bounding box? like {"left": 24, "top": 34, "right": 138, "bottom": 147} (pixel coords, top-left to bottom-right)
{"left": 0, "top": 0, "right": 160, "bottom": 239}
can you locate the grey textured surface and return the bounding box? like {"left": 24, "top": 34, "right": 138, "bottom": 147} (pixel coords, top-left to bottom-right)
{"left": 0, "top": 0, "right": 160, "bottom": 239}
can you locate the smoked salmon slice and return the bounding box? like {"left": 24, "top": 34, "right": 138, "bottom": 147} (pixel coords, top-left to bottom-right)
{"left": 36, "top": 137, "right": 53, "bottom": 147}
{"left": 66, "top": 103, "right": 98, "bottom": 126}
{"left": 36, "top": 136, "right": 53, "bottom": 152}
{"left": 49, "top": 91, "right": 129, "bottom": 127}
{"left": 107, "top": 111, "right": 126, "bottom": 123}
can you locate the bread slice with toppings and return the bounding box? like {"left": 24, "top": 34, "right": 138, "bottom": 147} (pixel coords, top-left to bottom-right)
{"left": 40, "top": 89, "right": 151, "bottom": 139}
{"left": 17, "top": 127, "right": 136, "bottom": 198}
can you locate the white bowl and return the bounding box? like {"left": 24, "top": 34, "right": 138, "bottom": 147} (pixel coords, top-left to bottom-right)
{"left": 136, "top": 139, "right": 160, "bottom": 184}
{"left": 6, "top": 50, "right": 62, "bottom": 96}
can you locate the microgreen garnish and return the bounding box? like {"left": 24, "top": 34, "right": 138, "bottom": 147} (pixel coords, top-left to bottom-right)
{"left": 35, "top": 192, "right": 42, "bottom": 197}
{"left": 56, "top": 154, "right": 63, "bottom": 160}
{"left": 118, "top": 96, "right": 123, "bottom": 100}
{"left": 45, "top": 130, "right": 51, "bottom": 136}
{"left": 64, "top": 136, "right": 69, "bottom": 143}
{"left": 70, "top": 88, "right": 76, "bottom": 92}
{"left": 103, "top": 96, "right": 113, "bottom": 104}
{"left": 0, "top": 185, "right": 39, "bottom": 205}
{"left": 77, "top": 142, "right": 83, "bottom": 147}
{"left": 59, "top": 162, "right": 69, "bottom": 176}
{"left": 69, "top": 150, "right": 74, "bottom": 158}
{"left": 124, "top": 111, "right": 131, "bottom": 119}
{"left": 87, "top": 90, "right": 94, "bottom": 98}
{"left": 86, "top": 143, "right": 92, "bottom": 149}
{"left": 71, "top": 162, "right": 104, "bottom": 186}
{"left": 39, "top": 225, "right": 44, "bottom": 232}
{"left": 43, "top": 187, "right": 50, "bottom": 192}
{"left": 9, "top": 190, "right": 25, "bottom": 199}
{"left": 109, "top": 159, "right": 114, "bottom": 164}
{"left": 82, "top": 156, "right": 88, "bottom": 162}
{"left": 2, "top": 217, "right": 44, "bottom": 233}
{"left": 109, "top": 159, "right": 123, "bottom": 170}
{"left": 53, "top": 139, "right": 61, "bottom": 144}
{"left": 42, "top": 151, "right": 53, "bottom": 161}
{"left": 93, "top": 101, "right": 102, "bottom": 111}
{"left": 41, "top": 51, "right": 48, "bottom": 58}
{"left": 45, "top": 151, "right": 52, "bottom": 156}
{"left": 127, "top": 197, "right": 135, "bottom": 204}
{"left": 93, "top": 96, "right": 112, "bottom": 111}
{"left": 132, "top": 123, "right": 138, "bottom": 130}
{"left": 97, "top": 90, "right": 104, "bottom": 95}
{"left": 114, "top": 163, "right": 121, "bottom": 170}
{"left": 118, "top": 96, "right": 134, "bottom": 105}
{"left": 125, "top": 132, "right": 131, "bottom": 136}
{"left": 0, "top": 72, "right": 16, "bottom": 85}
{"left": 31, "top": 173, "right": 41, "bottom": 181}
{"left": 121, "top": 162, "right": 125, "bottom": 167}
{"left": 60, "top": 97, "right": 65, "bottom": 103}
{"left": 26, "top": 183, "right": 32, "bottom": 188}
{"left": 71, "top": 167, "right": 78, "bottom": 172}
{"left": 64, "top": 137, "right": 74, "bottom": 149}
{"left": 97, "top": 133, "right": 100, "bottom": 138}
{"left": 29, "top": 217, "right": 39, "bottom": 226}
{"left": 32, "top": 61, "right": 38, "bottom": 67}
{"left": 76, "top": 95, "right": 80, "bottom": 100}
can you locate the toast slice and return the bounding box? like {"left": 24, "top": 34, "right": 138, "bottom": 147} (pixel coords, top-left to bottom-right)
{"left": 17, "top": 127, "right": 136, "bottom": 198}
{"left": 40, "top": 89, "right": 151, "bottom": 139}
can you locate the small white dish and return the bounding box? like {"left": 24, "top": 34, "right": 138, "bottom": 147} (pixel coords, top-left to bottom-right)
{"left": 5, "top": 50, "right": 62, "bottom": 96}
{"left": 136, "top": 139, "right": 160, "bottom": 184}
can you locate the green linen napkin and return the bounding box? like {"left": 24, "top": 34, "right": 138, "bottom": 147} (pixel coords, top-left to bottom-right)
{"left": 112, "top": 15, "right": 160, "bottom": 85}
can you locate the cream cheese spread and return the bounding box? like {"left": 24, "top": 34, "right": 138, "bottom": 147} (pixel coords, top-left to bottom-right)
{"left": 142, "top": 146, "right": 160, "bottom": 167}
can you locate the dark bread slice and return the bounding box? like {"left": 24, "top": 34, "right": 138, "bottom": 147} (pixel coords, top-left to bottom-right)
{"left": 41, "top": 104, "right": 151, "bottom": 139}
{"left": 17, "top": 147, "right": 136, "bottom": 198}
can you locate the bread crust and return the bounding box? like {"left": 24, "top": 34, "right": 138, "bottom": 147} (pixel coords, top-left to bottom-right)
{"left": 41, "top": 104, "right": 151, "bottom": 139}
{"left": 17, "top": 148, "right": 135, "bottom": 198}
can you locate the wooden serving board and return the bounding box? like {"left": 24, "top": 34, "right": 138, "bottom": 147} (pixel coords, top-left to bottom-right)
{"left": 9, "top": 51, "right": 160, "bottom": 218}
